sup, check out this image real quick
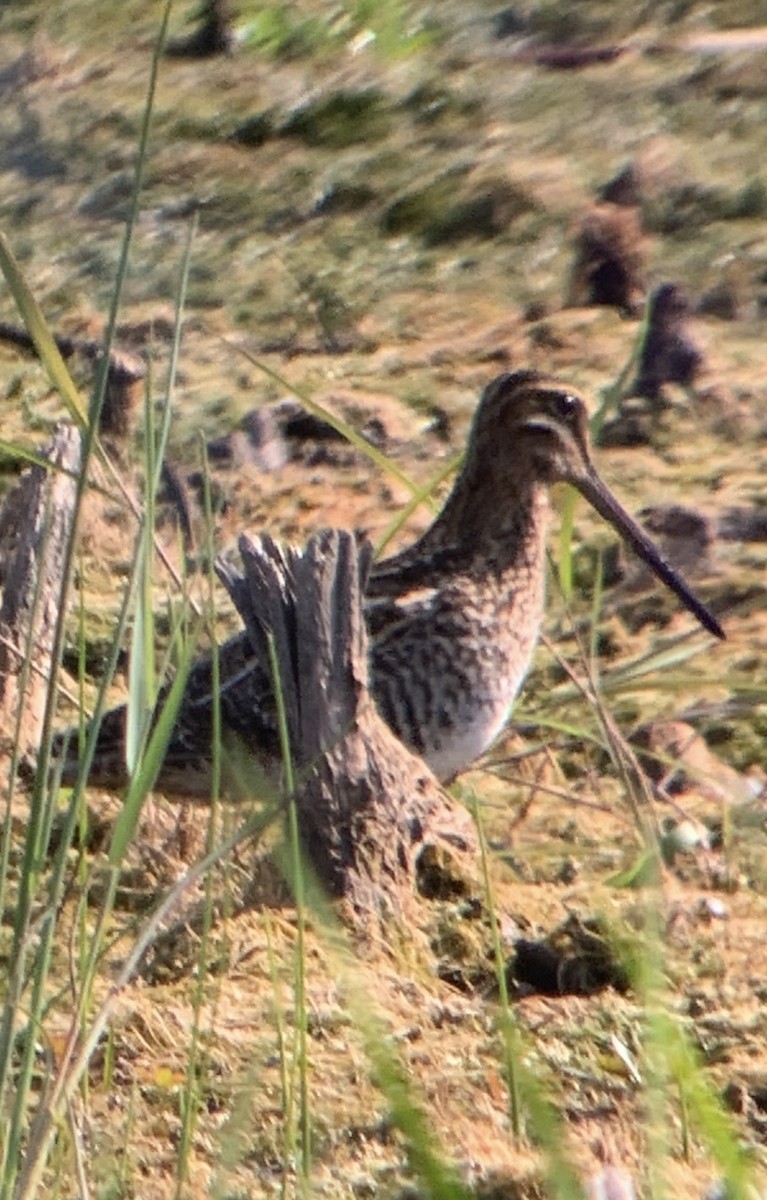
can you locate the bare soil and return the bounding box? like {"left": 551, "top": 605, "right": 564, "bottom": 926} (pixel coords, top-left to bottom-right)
{"left": 1, "top": 2, "right": 767, "bottom": 1196}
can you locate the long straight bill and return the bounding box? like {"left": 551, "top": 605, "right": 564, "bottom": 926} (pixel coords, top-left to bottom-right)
{"left": 580, "top": 468, "right": 725, "bottom": 639}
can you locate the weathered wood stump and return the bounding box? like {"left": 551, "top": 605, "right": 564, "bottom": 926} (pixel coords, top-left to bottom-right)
{"left": 0, "top": 321, "right": 145, "bottom": 444}
{"left": 97, "top": 347, "right": 146, "bottom": 443}
{"left": 565, "top": 203, "right": 646, "bottom": 315}
{"left": 222, "top": 529, "right": 479, "bottom": 929}
{"left": 632, "top": 282, "right": 702, "bottom": 404}
{"left": 165, "top": 0, "right": 235, "bottom": 57}
{"left": 0, "top": 424, "right": 81, "bottom": 762}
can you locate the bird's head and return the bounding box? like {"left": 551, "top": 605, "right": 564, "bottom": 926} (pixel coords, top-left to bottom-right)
{"left": 468, "top": 371, "right": 724, "bottom": 639}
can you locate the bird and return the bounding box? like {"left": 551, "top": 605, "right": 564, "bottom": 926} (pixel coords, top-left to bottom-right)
{"left": 52, "top": 369, "right": 723, "bottom": 794}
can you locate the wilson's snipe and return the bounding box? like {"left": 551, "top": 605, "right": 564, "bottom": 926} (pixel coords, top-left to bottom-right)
{"left": 53, "top": 370, "right": 723, "bottom": 792}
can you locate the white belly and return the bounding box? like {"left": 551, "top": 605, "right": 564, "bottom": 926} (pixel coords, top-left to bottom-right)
{"left": 423, "top": 701, "right": 513, "bottom": 782}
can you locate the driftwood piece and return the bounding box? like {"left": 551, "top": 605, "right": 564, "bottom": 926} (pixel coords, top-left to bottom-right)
{"left": 222, "top": 529, "right": 479, "bottom": 927}
{"left": 0, "top": 424, "right": 81, "bottom": 760}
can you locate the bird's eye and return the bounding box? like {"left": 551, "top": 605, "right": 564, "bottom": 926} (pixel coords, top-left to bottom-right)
{"left": 555, "top": 392, "right": 579, "bottom": 422}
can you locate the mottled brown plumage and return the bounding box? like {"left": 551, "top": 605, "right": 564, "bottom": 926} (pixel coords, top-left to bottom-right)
{"left": 53, "top": 371, "right": 723, "bottom": 794}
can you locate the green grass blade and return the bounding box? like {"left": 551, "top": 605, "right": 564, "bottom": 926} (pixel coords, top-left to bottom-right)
{"left": 0, "top": 439, "right": 82, "bottom": 475}
{"left": 557, "top": 485, "right": 578, "bottom": 601}
{"left": 224, "top": 341, "right": 433, "bottom": 505}
{"left": 85, "top": 0, "right": 171, "bottom": 439}
{"left": 266, "top": 632, "right": 313, "bottom": 1175}
{"left": 299, "top": 870, "right": 471, "bottom": 1200}
{"left": 0, "top": 233, "right": 87, "bottom": 428}
{"left": 126, "top": 212, "right": 195, "bottom": 777}
{"left": 375, "top": 450, "right": 463, "bottom": 557}
{"left": 470, "top": 791, "right": 584, "bottom": 1199}
{"left": 125, "top": 523, "right": 154, "bottom": 776}
{"left": 109, "top": 638, "right": 197, "bottom": 865}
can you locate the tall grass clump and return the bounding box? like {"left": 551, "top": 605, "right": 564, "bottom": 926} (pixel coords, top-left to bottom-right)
{"left": 0, "top": 6, "right": 759, "bottom": 1200}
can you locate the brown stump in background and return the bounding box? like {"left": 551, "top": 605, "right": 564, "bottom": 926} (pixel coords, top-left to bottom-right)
{"left": 565, "top": 203, "right": 646, "bottom": 315}
{"left": 222, "top": 529, "right": 478, "bottom": 930}
{"left": 165, "top": 0, "right": 235, "bottom": 58}
{"left": 0, "top": 321, "right": 145, "bottom": 445}
{"left": 97, "top": 348, "right": 146, "bottom": 443}
{"left": 0, "top": 424, "right": 81, "bottom": 762}
{"left": 632, "top": 282, "right": 702, "bottom": 403}
{"left": 159, "top": 460, "right": 196, "bottom": 554}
